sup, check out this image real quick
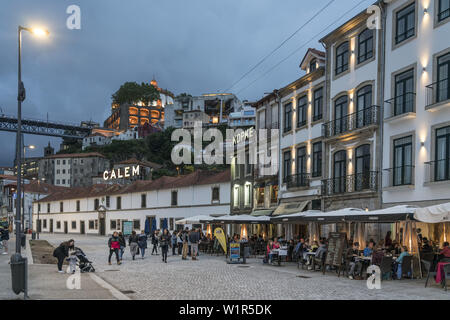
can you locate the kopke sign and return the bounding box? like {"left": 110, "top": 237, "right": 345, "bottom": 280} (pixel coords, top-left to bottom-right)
{"left": 103, "top": 165, "right": 140, "bottom": 181}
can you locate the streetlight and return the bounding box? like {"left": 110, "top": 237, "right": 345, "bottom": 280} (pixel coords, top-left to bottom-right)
{"left": 12, "top": 25, "right": 49, "bottom": 299}
{"left": 20, "top": 145, "right": 35, "bottom": 231}
{"left": 32, "top": 177, "right": 45, "bottom": 240}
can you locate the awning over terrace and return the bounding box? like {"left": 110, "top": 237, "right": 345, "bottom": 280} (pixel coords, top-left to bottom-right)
{"left": 270, "top": 206, "right": 418, "bottom": 224}
{"left": 414, "top": 202, "right": 450, "bottom": 223}
{"left": 199, "top": 214, "right": 272, "bottom": 224}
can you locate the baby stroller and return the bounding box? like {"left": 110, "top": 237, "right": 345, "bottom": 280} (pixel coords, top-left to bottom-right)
{"left": 74, "top": 247, "right": 95, "bottom": 273}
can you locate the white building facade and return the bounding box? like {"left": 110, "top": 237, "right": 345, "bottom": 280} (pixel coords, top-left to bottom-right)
{"left": 320, "top": 9, "right": 384, "bottom": 212}
{"left": 382, "top": 0, "right": 450, "bottom": 207}
{"left": 33, "top": 170, "right": 230, "bottom": 235}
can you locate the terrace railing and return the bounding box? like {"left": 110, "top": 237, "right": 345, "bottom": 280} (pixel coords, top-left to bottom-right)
{"left": 426, "top": 78, "right": 449, "bottom": 109}
{"left": 321, "top": 171, "right": 378, "bottom": 196}
{"left": 322, "top": 105, "right": 380, "bottom": 139}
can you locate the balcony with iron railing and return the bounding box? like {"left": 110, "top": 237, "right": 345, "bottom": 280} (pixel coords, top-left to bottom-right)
{"left": 321, "top": 171, "right": 378, "bottom": 196}
{"left": 426, "top": 78, "right": 449, "bottom": 111}
{"left": 286, "top": 173, "right": 310, "bottom": 189}
{"left": 424, "top": 159, "right": 450, "bottom": 184}
{"left": 322, "top": 105, "right": 380, "bottom": 139}
{"left": 385, "top": 92, "right": 416, "bottom": 120}
{"left": 382, "top": 166, "right": 415, "bottom": 189}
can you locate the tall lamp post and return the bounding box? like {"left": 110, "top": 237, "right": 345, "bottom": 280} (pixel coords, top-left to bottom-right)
{"left": 32, "top": 177, "right": 45, "bottom": 240}
{"left": 21, "top": 145, "right": 35, "bottom": 231}
{"left": 11, "top": 25, "right": 49, "bottom": 299}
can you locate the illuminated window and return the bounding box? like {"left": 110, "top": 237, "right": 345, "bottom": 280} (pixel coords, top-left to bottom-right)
{"left": 129, "top": 116, "right": 138, "bottom": 125}
{"left": 140, "top": 109, "right": 149, "bottom": 117}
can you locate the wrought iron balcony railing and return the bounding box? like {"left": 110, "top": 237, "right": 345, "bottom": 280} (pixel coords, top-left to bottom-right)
{"left": 286, "top": 173, "right": 310, "bottom": 189}
{"left": 382, "top": 166, "right": 415, "bottom": 188}
{"left": 385, "top": 92, "right": 416, "bottom": 118}
{"left": 424, "top": 159, "right": 450, "bottom": 183}
{"left": 322, "top": 105, "right": 379, "bottom": 139}
{"left": 321, "top": 171, "right": 378, "bottom": 196}
{"left": 426, "top": 78, "right": 449, "bottom": 108}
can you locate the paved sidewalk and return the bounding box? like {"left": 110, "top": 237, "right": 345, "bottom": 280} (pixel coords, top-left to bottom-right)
{"left": 41, "top": 233, "right": 450, "bottom": 300}
{"left": 0, "top": 238, "right": 119, "bottom": 300}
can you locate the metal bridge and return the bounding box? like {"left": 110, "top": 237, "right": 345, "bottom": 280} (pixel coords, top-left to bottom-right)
{"left": 0, "top": 114, "right": 92, "bottom": 139}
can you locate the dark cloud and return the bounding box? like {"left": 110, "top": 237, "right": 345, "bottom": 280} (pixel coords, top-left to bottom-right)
{"left": 0, "top": 0, "right": 372, "bottom": 166}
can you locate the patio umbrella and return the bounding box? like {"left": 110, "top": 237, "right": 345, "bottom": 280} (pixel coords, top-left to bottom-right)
{"left": 354, "top": 223, "right": 366, "bottom": 247}
{"left": 151, "top": 218, "right": 157, "bottom": 233}
{"left": 402, "top": 220, "right": 421, "bottom": 278}
{"left": 162, "top": 218, "right": 168, "bottom": 230}
{"left": 308, "top": 222, "right": 320, "bottom": 242}
{"left": 144, "top": 219, "right": 150, "bottom": 235}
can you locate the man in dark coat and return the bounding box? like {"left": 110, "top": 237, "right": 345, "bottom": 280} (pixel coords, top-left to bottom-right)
{"left": 189, "top": 228, "right": 200, "bottom": 260}
{"left": 53, "top": 239, "right": 75, "bottom": 273}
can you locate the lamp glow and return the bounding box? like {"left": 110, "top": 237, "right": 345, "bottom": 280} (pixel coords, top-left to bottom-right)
{"left": 31, "top": 28, "right": 49, "bottom": 37}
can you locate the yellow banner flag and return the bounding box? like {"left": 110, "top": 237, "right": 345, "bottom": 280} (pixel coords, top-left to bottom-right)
{"left": 214, "top": 227, "right": 227, "bottom": 254}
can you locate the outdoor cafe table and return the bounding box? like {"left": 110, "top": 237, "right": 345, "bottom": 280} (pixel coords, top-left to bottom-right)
{"left": 435, "top": 262, "right": 450, "bottom": 284}
{"left": 271, "top": 248, "right": 288, "bottom": 266}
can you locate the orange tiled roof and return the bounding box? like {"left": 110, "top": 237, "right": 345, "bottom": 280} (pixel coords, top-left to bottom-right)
{"left": 45, "top": 152, "right": 105, "bottom": 159}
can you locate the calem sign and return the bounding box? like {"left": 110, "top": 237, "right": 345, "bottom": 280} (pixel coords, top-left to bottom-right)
{"left": 103, "top": 165, "right": 140, "bottom": 181}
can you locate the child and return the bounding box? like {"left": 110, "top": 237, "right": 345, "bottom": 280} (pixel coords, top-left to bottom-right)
{"left": 66, "top": 249, "right": 78, "bottom": 274}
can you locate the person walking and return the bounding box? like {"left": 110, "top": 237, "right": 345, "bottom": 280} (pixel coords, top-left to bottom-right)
{"left": 182, "top": 228, "right": 189, "bottom": 260}
{"left": 108, "top": 232, "right": 121, "bottom": 265}
{"left": 189, "top": 228, "right": 200, "bottom": 261}
{"left": 177, "top": 230, "right": 183, "bottom": 255}
{"left": 151, "top": 230, "right": 159, "bottom": 255}
{"left": 160, "top": 229, "right": 171, "bottom": 263}
{"left": 138, "top": 230, "right": 148, "bottom": 259}
{"left": 53, "top": 239, "right": 75, "bottom": 273}
{"left": 171, "top": 230, "right": 178, "bottom": 255}
{"left": 0, "top": 226, "right": 10, "bottom": 255}
{"left": 118, "top": 232, "right": 126, "bottom": 261}
{"left": 128, "top": 231, "right": 139, "bottom": 260}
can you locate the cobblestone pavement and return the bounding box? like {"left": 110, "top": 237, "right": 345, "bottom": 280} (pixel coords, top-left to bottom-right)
{"left": 42, "top": 234, "right": 450, "bottom": 300}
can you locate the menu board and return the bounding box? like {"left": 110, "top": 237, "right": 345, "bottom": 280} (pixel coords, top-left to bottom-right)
{"left": 122, "top": 221, "right": 133, "bottom": 236}
{"left": 325, "top": 232, "right": 347, "bottom": 268}
{"left": 230, "top": 243, "right": 240, "bottom": 261}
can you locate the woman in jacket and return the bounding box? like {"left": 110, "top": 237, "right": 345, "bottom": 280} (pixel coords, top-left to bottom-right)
{"left": 171, "top": 230, "right": 178, "bottom": 256}
{"left": 128, "top": 231, "right": 139, "bottom": 260}
{"left": 53, "top": 239, "right": 75, "bottom": 273}
{"left": 118, "top": 232, "right": 126, "bottom": 261}
{"left": 151, "top": 230, "right": 159, "bottom": 255}
{"left": 160, "top": 229, "right": 171, "bottom": 263}
{"left": 177, "top": 231, "right": 183, "bottom": 255}
{"left": 108, "top": 232, "right": 121, "bottom": 265}
{"left": 137, "top": 230, "right": 148, "bottom": 259}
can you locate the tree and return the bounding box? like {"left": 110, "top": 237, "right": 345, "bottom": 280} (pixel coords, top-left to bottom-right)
{"left": 112, "top": 82, "right": 160, "bottom": 106}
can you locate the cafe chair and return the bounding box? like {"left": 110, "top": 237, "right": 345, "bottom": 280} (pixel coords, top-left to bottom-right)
{"left": 398, "top": 255, "right": 413, "bottom": 279}
{"left": 380, "top": 256, "right": 393, "bottom": 281}
{"left": 421, "top": 259, "right": 437, "bottom": 288}
{"left": 443, "top": 264, "right": 450, "bottom": 292}
{"left": 312, "top": 251, "right": 327, "bottom": 272}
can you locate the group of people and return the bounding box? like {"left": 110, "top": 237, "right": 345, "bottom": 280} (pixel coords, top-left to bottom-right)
{"left": 107, "top": 227, "right": 204, "bottom": 264}
{"left": 265, "top": 230, "right": 450, "bottom": 281}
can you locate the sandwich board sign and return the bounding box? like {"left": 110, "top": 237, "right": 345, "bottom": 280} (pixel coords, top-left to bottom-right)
{"left": 123, "top": 221, "right": 133, "bottom": 236}
{"left": 229, "top": 242, "right": 241, "bottom": 263}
